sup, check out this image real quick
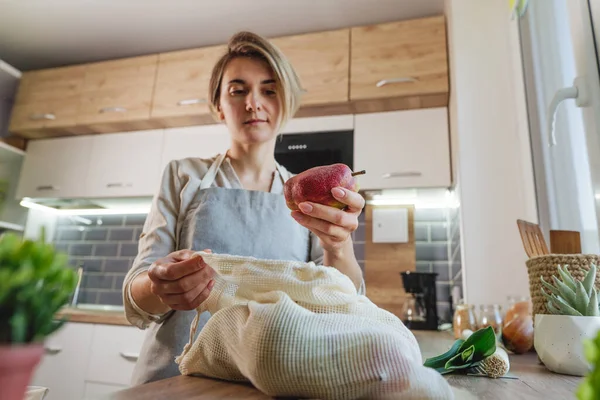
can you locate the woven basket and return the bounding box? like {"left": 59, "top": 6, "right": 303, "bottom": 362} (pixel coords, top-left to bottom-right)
{"left": 526, "top": 254, "right": 600, "bottom": 316}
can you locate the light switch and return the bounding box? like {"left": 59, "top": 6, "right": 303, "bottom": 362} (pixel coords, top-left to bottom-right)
{"left": 372, "top": 208, "right": 409, "bottom": 243}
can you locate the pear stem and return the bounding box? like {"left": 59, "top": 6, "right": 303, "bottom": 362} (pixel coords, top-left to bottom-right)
{"left": 351, "top": 170, "right": 366, "bottom": 177}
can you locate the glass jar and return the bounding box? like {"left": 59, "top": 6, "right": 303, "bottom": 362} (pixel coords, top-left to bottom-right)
{"left": 478, "top": 304, "right": 503, "bottom": 335}
{"left": 452, "top": 303, "right": 477, "bottom": 339}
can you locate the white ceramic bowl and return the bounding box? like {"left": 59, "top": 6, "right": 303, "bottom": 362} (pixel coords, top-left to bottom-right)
{"left": 534, "top": 314, "right": 600, "bottom": 376}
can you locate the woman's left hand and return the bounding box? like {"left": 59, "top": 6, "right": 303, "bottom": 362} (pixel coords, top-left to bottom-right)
{"left": 291, "top": 187, "right": 365, "bottom": 254}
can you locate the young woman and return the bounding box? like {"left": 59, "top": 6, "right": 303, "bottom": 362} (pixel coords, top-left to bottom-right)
{"left": 122, "top": 31, "right": 365, "bottom": 385}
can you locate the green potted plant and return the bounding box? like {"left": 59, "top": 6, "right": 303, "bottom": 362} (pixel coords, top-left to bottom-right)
{"left": 535, "top": 264, "right": 600, "bottom": 376}
{"left": 0, "top": 231, "right": 77, "bottom": 400}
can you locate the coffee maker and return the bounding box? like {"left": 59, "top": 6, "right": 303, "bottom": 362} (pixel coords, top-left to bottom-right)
{"left": 400, "top": 271, "right": 438, "bottom": 330}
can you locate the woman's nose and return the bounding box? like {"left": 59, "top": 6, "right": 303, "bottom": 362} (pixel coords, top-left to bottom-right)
{"left": 245, "top": 92, "right": 262, "bottom": 112}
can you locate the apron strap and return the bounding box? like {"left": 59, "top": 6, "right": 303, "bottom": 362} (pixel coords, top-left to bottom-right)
{"left": 275, "top": 162, "right": 289, "bottom": 184}
{"left": 200, "top": 153, "right": 227, "bottom": 190}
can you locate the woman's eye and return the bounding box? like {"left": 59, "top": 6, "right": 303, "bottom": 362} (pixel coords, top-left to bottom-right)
{"left": 230, "top": 89, "right": 246, "bottom": 95}
{"left": 265, "top": 90, "right": 276, "bottom": 96}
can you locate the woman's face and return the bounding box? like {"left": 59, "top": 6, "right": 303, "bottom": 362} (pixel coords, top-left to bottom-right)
{"left": 217, "top": 57, "right": 282, "bottom": 145}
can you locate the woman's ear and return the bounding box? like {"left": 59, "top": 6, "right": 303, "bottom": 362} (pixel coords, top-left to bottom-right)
{"left": 216, "top": 104, "right": 225, "bottom": 121}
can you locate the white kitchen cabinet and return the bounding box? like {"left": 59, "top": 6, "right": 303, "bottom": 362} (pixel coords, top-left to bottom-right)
{"left": 15, "top": 136, "right": 93, "bottom": 199}
{"left": 353, "top": 108, "right": 451, "bottom": 190}
{"left": 86, "top": 129, "right": 164, "bottom": 198}
{"left": 85, "top": 324, "right": 146, "bottom": 386}
{"left": 160, "top": 124, "right": 230, "bottom": 172}
{"left": 31, "top": 323, "right": 95, "bottom": 400}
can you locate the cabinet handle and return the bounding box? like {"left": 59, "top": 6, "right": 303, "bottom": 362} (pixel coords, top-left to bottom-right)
{"left": 106, "top": 182, "right": 132, "bottom": 188}
{"left": 44, "top": 346, "right": 62, "bottom": 354}
{"left": 376, "top": 77, "right": 417, "bottom": 87}
{"left": 119, "top": 352, "right": 139, "bottom": 361}
{"left": 177, "top": 98, "right": 207, "bottom": 106}
{"left": 100, "top": 107, "right": 127, "bottom": 113}
{"left": 29, "top": 113, "right": 56, "bottom": 121}
{"left": 382, "top": 172, "right": 422, "bottom": 179}
{"left": 36, "top": 185, "right": 59, "bottom": 191}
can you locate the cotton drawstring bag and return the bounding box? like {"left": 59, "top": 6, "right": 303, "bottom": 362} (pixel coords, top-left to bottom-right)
{"left": 175, "top": 251, "right": 453, "bottom": 399}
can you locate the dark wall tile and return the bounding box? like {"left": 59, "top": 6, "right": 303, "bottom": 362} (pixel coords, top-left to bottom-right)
{"left": 85, "top": 228, "right": 108, "bottom": 241}
{"left": 109, "top": 228, "right": 135, "bottom": 241}
{"left": 58, "top": 229, "right": 83, "bottom": 241}
{"left": 416, "top": 261, "right": 432, "bottom": 273}
{"left": 82, "top": 273, "right": 114, "bottom": 290}
{"left": 70, "top": 258, "right": 103, "bottom": 272}
{"left": 125, "top": 214, "right": 147, "bottom": 226}
{"left": 414, "top": 224, "right": 429, "bottom": 241}
{"left": 113, "top": 275, "right": 125, "bottom": 291}
{"left": 120, "top": 243, "right": 139, "bottom": 257}
{"left": 77, "top": 289, "right": 99, "bottom": 304}
{"left": 416, "top": 243, "right": 448, "bottom": 261}
{"left": 436, "top": 282, "right": 450, "bottom": 302}
{"left": 431, "top": 225, "right": 448, "bottom": 241}
{"left": 353, "top": 243, "right": 365, "bottom": 261}
{"left": 358, "top": 211, "right": 365, "bottom": 223}
{"left": 104, "top": 258, "right": 132, "bottom": 273}
{"left": 54, "top": 243, "right": 69, "bottom": 253}
{"left": 94, "top": 216, "right": 124, "bottom": 226}
{"left": 135, "top": 227, "right": 143, "bottom": 240}
{"left": 98, "top": 291, "right": 124, "bottom": 306}
{"left": 70, "top": 244, "right": 93, "bottom": 256}
{"left": 94, "top": 243, "right": 119, "bottom": 257}
{"left": 414, "top": 209, "right": 446, "bottom": 222}
{"left": 354, "top": 223, "right": 365, "bottom": 242}
{"left": 433, "top": 262, "right": 450, "bottom": 281}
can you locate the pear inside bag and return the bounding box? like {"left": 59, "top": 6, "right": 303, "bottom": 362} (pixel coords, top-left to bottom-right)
{"left": 175, "top": 251, "right": 453, "bottom": 400}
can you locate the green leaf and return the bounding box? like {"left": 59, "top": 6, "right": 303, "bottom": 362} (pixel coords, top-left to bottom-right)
{"left": 552, "top": 294, "right": 584, "bottom": 316}
{"left": 587, "top": 289, "right": 599, "bottom": 317}
{"left": 541, "top": 276, "right": 561, "bottom": 297}
{"left": 424, "top": 339, "right": 465, "bottom": 369}
{"left": 558, "top": 265, "right": 578, "bottom": 291}
{"left": 575, "top": 280, "right": 591, "bottom": 315}
{"left": 552, "top": 274, "right": 577, "bottom": 306}
{"left": 582, "top": 264, "right": 597, "bottom": 298}
{"left": 458, "top": 326, "right": 497, "bottom": 360}
{"left": 445, "top": 348, "right": 475, "bottom": 371}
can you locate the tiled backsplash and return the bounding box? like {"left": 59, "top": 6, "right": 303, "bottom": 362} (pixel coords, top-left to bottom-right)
{"left": 55, "top": 207, "right": 462, "bottom": 322}
{"left": 54, "top": 214, "right": 146, "bottom": 306}
{"left": 414, "top": 207, "right": 462, "bottom": 323}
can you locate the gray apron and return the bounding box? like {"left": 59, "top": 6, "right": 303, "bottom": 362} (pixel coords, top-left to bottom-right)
{"left": 131, "top": 153, "right": 312, "bottom": 385}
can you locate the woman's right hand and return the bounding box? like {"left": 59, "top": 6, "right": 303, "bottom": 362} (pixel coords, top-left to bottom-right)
{"left": 147, "top": 249, "right": 216, "bottom": 311}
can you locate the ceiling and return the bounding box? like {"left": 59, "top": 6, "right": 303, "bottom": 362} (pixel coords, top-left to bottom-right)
{"left": 0, "top": 0, "right": 445, "bottom": 72}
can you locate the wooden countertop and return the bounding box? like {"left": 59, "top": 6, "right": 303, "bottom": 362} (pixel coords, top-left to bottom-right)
{"left": 56, "top": 307, "right": 130, "bottom": 326}
{"left": 106, "top": 330, "right": 582, "bottom": 399}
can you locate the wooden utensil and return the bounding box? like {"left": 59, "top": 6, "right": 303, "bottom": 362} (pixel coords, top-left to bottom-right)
{"left": 517, "top": 220, "right": 550, "bottom": 258}
{"left": 550, "top": 230, "right": 582, "bottom": 254}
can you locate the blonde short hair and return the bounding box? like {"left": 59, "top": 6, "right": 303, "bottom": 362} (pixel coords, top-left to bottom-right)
{"left": 208, "top": 31, "right": 303, "bottom": 131}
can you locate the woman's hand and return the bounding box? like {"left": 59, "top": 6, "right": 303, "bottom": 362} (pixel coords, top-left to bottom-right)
{"left": 291, "top": 187, "right": 365, "bottom": 255}
{"left": 146, "top": 249, "right": 215, "bottom": 311}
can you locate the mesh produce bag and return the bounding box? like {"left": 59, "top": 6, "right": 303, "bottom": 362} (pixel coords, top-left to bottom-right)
{"left": 175, "top": 252, "right": 453, "bottom": 399}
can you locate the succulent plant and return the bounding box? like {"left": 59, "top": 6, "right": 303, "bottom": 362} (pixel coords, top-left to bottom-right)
{"left": 0, "top": 230, "right": 77, "bottom": 344}
{"left": 540, "top": 264, "right": 600, "bottom": 317}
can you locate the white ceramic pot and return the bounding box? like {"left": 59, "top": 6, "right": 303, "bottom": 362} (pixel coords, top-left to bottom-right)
{"left": 534, "top": 314, "right": 600, "bottom": 376}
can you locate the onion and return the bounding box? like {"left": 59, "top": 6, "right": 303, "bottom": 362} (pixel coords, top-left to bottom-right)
{"left": 502, "top": 314, "right": 534, "bottom": 354}
{"left": 505, "top": 300, "right": 532, "bottom": 322}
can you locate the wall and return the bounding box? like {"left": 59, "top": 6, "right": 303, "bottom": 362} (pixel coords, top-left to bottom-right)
{"left": 444, "top": 0, "right": 538, "bottom": 305}
{"left": 53, "top": 214, "right": 145, "bottom": 305}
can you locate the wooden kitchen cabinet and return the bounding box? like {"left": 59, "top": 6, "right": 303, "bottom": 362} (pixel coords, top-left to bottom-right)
{"left": 151, "top": 45, "right": 226, "bottom": 123}
{"left": 77, "top": 55, "right": 158, "bottom": 127}
{"left": 353, "top": 108, "right": 451, "bottom": 190}
{"left": 15, "top": 135, "right": 93, "bottom": 199}
{"left": 350, "top": 16, "right": 448, "bottom": 102}
{"left": 86, "top": 129, "right": 164, "bottom": 198}
{"left": 271, "top": 29, "right": 350, "bottom": 106}
{"left": 8, "top": 65, "right": 85, "bottom": 135}
{"left": 30, "top": 323, "right": 94, "bottom": 400}
{"left": 160, "top": 124, "right": 230, "bottom": 172}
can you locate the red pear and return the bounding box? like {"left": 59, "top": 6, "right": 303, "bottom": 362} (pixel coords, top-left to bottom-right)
{"left": 284, "top": 163, "right": 366, "bottom": 211}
